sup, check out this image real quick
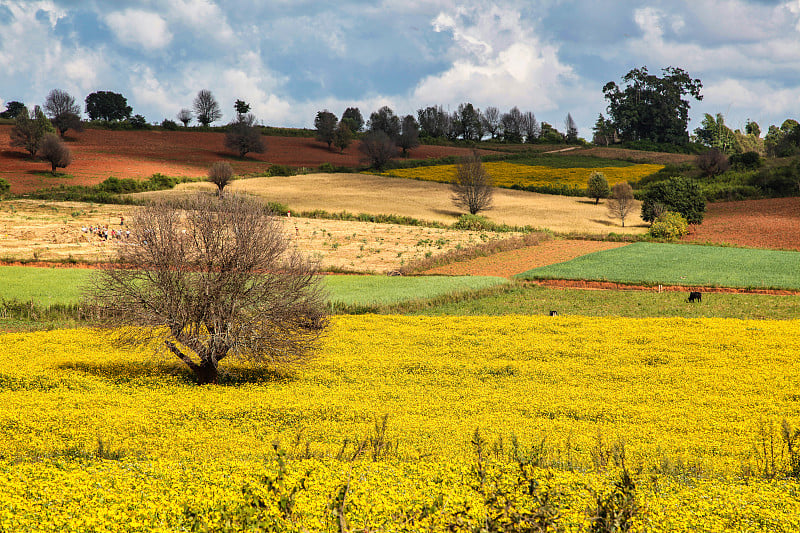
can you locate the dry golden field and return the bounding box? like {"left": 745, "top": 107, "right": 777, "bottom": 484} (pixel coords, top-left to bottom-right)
{"left": 0, "top": 200, "right": 516, "bottom": 272}
{"left": 151, "top": 173, "right": 648, "bottom": 234}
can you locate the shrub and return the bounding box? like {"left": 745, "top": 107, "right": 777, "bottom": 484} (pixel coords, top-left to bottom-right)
{"left": 208, "top": 161, "right": 234, "bottom": 196}
{"left": 641, "top": 176, "right": 705, "bottom": 224}
{"left": 39, "top": 133, "right": 72, "bottom": 174}
{"left": 452, "top": 214, "right": 496, "bottom": 231}
{"left": 0, "top": 178, "right": 9, "bottom": 197}
{"left": 587, "top": 172, "right": 610, "bottom": 204}
{"left": 648, "top": 211, "right": 688, "bottom": 239}
{"left": 729, "top": 151, "right": 762, "bottom": 170}
{"left": 696, "top": 148, "right": 730, "bottom": 177}
{"left": 160, "top": 119, "right": 179, "bottom": 130}
{"left": 268, "top": 164, "right": 294, "bottom": 177}
{"left": 128, "top": 114, "right": 149, "bottom": 129}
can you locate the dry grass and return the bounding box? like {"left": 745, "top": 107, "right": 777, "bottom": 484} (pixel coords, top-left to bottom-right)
{"left": 0, "top": 199, "right": 517, "bottom": 272}
{"left": 148, "top": 173, "right": 648, "bottom": 234}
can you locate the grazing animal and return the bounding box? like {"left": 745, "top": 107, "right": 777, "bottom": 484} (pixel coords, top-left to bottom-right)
{"left": 549, "top": 310, "right": 559, "bottom": 316}
{"left": 687, "top": 291, "right": 702, "bottom": 303}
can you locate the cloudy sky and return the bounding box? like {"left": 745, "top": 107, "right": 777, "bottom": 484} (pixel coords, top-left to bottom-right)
{"left": 1, "top": 0, "right": 799, "bottom": 137}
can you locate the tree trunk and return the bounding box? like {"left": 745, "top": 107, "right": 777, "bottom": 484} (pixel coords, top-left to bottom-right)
{"left": 194, "top": 360, "right": 218, "bottom": 385}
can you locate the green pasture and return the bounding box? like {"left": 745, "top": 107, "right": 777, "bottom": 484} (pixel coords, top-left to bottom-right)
{"left": 415, "top": 284, "right": 800, "bottom": 320}
{"left": 0, "top": 266, "right": 506, "bottom": 309}
{"left": 517, "top": 242, "right": 800, "bottom": 290}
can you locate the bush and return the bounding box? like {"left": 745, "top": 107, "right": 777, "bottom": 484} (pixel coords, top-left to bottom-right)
{"left": 128, "top": 114, "right": 149, "bottom": 129}
{"left": 729, "top": 151, "right": 762, "bottom": 170}
{"left": 648, "top": 211, "right": 688, "bottom": 239}
{"left": 0, "top": 178, "right": 9, "bottom": 197}
{"left": 452, "top": 214, "right": 496, "bottom": 231}
{"left": 641, "top": 176, "right": 705, "bottom": 224}
{"left": 160, "top": 119, "right": 179, "bottom": 130}
{"left": 268, "top": 164, "right": 294, "bottom": 177}
{"left": 749, "top": 163, "right": 800, "bottom": 197}
{"left": 696, "top": 148, "right": 730, "bottom": 177}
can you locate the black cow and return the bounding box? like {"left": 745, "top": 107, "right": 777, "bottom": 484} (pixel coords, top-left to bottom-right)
{"left": 687, "top": 291, "right": 702, "bottom": 303}
{"left": 549, "top": 310, "right": 559, "bottom": 316}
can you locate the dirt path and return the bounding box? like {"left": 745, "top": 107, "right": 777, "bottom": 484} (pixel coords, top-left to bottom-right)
{"left": 422, "top": 240, "right": 630, "bottom": 277}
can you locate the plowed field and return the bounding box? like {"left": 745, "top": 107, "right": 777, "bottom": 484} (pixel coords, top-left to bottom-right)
{"left": 682, "top": 197, "right": 800, "bottom": 251}
{"left": 0, "top": 126, "right": 491, "bottom": 194}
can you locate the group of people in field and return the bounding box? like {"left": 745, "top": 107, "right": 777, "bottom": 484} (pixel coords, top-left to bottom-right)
{"left": 81, "top": 224, "right": 130, "bottom": 241}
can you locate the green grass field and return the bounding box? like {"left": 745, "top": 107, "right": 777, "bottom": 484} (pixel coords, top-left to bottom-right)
{"left": 517, "top": 242, "right": 800, "bottom": 290}
{"left": 0, "top": 266, "right": 506, "bottom": 308}
{"left": 415, "top": 284, "right": 800, "bottom": 320}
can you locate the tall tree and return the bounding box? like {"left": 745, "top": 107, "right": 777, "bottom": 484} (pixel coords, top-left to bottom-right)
{"left": 10, "top": 105, "right": 55, "bottom": 157}
{"left": 521, "top": 111, "right": 540, "bottom": 143}
{"left": 417, "top": 106, "right": 449, "bottom": 138}
{"left": 86, "top": 194, "right": 328, "bottom": 385}
{"left": 397, "top": 115, "right": 420, "bottom": 157}
{"left": 481, "top": 106, "right": 501, "bottom": 139}
{"left": 85, "top": 91, "right": 132, "bottom": 121}
{"left": 193, "top": 89, "right": 222, "bottom": 127}
{"left": 314, "top": 110, "right": 338, "bottom": 150}
{"left": 341, "top": 107, "right": 364, "bottom": 132}
{"left": 367, "top": 106, "right": 401, "bottom": 140}
{"left": 565, "top": 113, "right": 579, "bottom": 143}
{"left": 592, "top": 114, "right": 615, "bottom": 146}
{"left": 501, "top": 107, "right": 524, "bottom": 143}
{"left": 0, "top": 100, "right": 26, "bottom": 119}
{"left": 44, "top": 89, "right": 82, "bottom": 137}
{"left": 333, "top": 121, "right": 353, "bottom": 153}
{"left": 359, "top": 130, "right": 396, "bottom": 169}
{"left": 454, "top": 102, "right": 482, "bottom": 141}
{"left": 745, "top": 120, "right": 761, "bottom": 138}
{"left": 602, "top": 66, "right": 703, "bottom": 145}
{"left": 694, "top": 113, "right": 739, "bottom": 154}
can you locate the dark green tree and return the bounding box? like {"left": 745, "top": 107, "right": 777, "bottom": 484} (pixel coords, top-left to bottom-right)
{"left": 44, "top": 89, "right": 82, "bottom": 137}
{"left": 587, "top": 172, "right": 610, "bottom": 204}
{"left": 417, "top": 105, "right": 449, "bottom": 138}
{"left": 85, "top": 91, "right": 132, "bottom": 121}
{"left": 540, "top": 122, "right": 565, "bottom": 143}
{"left": 592, "top": 114, "right": 615, "bottom": 146}
{"left": 367, "top": 106, "right": 400, "bottom": 140}
{"left": 224, "top": 113, "right": 265, "bottom": 158}
{"left": 341, "top": 107, "right": 364, "bottom": 132}
{"left": 745, "top": 119, "right": 761, "bottom": 138}
{"left": 359, "top": 130, "right": 396, "bottom": 169}
{"left": 602, "top": 66, "right": 703, "bottom": 145}
{"left": 10, "top": 105, "right": 56, "bottom": 157}
{"left": 314, "top": 110, "right": 338, "bottom": 150}
{"left": 641, "top": 176, "right": 705, "bottom": 224}
{"left": 397, "top": 115, "right": 419, "bottom": 156}
{"left": 234, "top": 99, "right": 250, "bottom": 117}
{"left": 0, "top": 101, "right": 26, "bottom": 119}
{"left": 454, "top": 102, "right": 482, "bottom": 141}
{"left": 333, "top": 121, "right": 352, "bottom": 153}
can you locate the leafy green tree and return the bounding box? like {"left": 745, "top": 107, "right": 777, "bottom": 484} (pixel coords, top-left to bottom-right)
{"left": 85, "top": 91, "right": 132, "bottom": 121}
{"left": 234, "top": 99, "right": 250, "bottom": 117}
{"left": 314, "top": 110, "right": 338, "bottom": 150}
{"left": 417, "top": 105, "right": 449, "bottom": 138}
{"left": 10, "top": 105, "right": 55, "bottom": 157}
{"left": 694, "top": 113, "right": 739, "bottom": 154}
{"left": 224, "top": 113, "right": 265, "bottom": 157}
{"left": 540, "top": 122, "right": 565, "bottom": 143}
{"left": 602, "top": 66, "right": 703, "bottom": 145}
{"left": 0, "top": 101, "right": 25, "bottom": 119}
{"left": 193, "top": 89, "right": 222, "bottom": 127}
{"left": 341, "top": 107, "right": 364, "bottom": 132}
{"left": 333, "top": 121, "right": 352, "bottom": 153}
{"left": 745, "top": 120, "right": 761, "bottom": 138}
{"left": 764, "top": 119, "right": 800, "bottom": 158}
{"left": 0, "top": 178, "right": 9, "bottom": 197}
{"left": 44, "top": 89, "right": 82, "bottom": 137}
{"left": 587, "top": 172, "right": 610, "bottom": 204}
{"left": 592, "top": 114, "right": 615, "bottom": 146}
{"left": 367, "top": 106, "right": 400, "bottom": 140}
{"left": 641, "top": 176, "right": 705, "bottom": 224}
{"left": 397, "top": 115, "right": 419, "bottom": 157}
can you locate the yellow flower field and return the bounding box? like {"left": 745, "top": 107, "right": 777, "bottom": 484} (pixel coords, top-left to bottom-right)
{"left": 383, "top": 161, "right": 664, "bottom": 189}
{"left": 1, "top": 315, "right": 799, "bottom": 531}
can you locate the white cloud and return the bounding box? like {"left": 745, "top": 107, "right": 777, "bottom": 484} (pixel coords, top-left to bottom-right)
{"left": 165, "top": 0, "right": 235, "bottom": 44}
{"left": 104, "top": 10, "right": 172, "bottom": 51}
{"left": 412, "top": 4, "right": 575, "bottom": 111}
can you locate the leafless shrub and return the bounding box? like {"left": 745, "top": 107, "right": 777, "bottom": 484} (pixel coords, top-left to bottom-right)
{"left": 224, "top": 113, "right": 265, "bottom": 158}
{"left": 607, "top": 181, "right": 635, "bottom": 227}
{"left": 85, "top": 193, "right": 328, "bottom": 385}
{"left": 358, "top": 130, "right": 397, "bottom": 169}
{"left": 208, "top": 161, "right": 234, "bottom": 196}
{"left": 39, "top": 133, "right": 72, "bottom": 174}
{"left": 452, "top": 151, "right": 493, "bottom": 215}
{"left": 696, "top": 148, "right": 730, "bottom": 177}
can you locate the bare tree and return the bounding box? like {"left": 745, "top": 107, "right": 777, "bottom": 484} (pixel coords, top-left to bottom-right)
{"left": 177, "top": 108, "right": 193, "bottom": 127}
{"left": 521, "top": 111, "right": 540, "bottom": 143}
{"left": 481, "top": 106, "right": 501, "bottom": 139}
{"left": 452, "top": 151, "right": 493, "bottom": 215}
{"left": 44, "top": 89, "right": 82, "bottom": 137}
{"left": 193, "top": 89, "right": 222, "bottom": 127}
{"left": 224, "top": 113, "right": 265, "bottom": 158}
{"left": 86, "top": 194, "right": 328, "bottom": 385}
{"left": 39, "top": 133, "right": 72, "bottom": 174}
{"left": 359, "top": 130, "right": 397, "bottom": 169}
{"left": 208, "top": 161, "right": 234, "bottom": 196}
{"left": 607, "top": 181, "right": 635, "bottom": 227}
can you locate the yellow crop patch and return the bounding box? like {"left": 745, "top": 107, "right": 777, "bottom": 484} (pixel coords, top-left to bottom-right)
{"left": 383, "top": 161, "right": 664, "bottom": 189}
{"left": 1, "top": 315, "right": 799, "bottom": 531}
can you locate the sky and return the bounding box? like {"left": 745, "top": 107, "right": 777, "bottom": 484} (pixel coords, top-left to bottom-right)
{"left": 1, "top": 0, "right": 800, "bottom": 138}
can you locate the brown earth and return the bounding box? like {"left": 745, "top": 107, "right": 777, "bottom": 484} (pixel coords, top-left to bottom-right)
{"left": 0, "top": 199, "right": 520, "bottom": 273}
{"left": 682, "top": 197, "right": 800, "bottom": 251}
{"left": 575, "top": 146, "right": 694, "bottom": 165}
{"left": 422, "top": 240, "right": 630, "bottom": 277}
{"left": 0, "top": 125, "right": 494, "bottom": 194}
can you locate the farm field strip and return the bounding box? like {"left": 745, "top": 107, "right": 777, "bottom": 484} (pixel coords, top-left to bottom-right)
{"left": 2, "top": 315, "right": 800, "bottom": 530}
{"left": 0, "top": 266, "right": 506, "bottom": 308}
{"left": 382, "top": 161, "right": 664, "bottom": 189}
{"left": 518, "top": 242, "right": 800, "bottom": 290}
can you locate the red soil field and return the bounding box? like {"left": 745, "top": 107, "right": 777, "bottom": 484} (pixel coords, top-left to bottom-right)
{"left": 682, "top": 197, "right": 800, "bottom": 251}
{"left": 0, "top": 125, "right": 492, "bottom": 194}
